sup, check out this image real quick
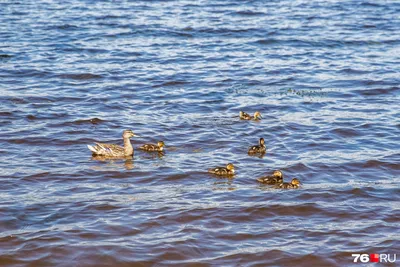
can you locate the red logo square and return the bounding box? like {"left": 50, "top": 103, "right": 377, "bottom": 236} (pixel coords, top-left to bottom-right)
{"left": 370, "top": 254, "right": 379, "bottom": 263}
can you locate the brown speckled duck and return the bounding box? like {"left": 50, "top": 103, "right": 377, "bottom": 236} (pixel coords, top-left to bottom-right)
{"left": 208, "top": 163, "right": 235, "bottom": 177}
{"left": 140, "top": 141, "right": 165, "bottom": 152}
{"left": 248, "top": 138, "right": 266, "bottom": 154}
{"left": 257, "top": 170, "right": 283, "bottom": 184}
{"left": 239, "top": 111, "right": 262, "bottom": 121}
{"left": 277, "top": 178, "right": 301, "bottom": 189}
{"left": 87, "top": 129, "right": 138, "bottom": 158}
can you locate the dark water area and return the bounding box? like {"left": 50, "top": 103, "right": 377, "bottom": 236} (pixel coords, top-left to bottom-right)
{"left": 1, "top": 0, "right": 399, "bottom": 266}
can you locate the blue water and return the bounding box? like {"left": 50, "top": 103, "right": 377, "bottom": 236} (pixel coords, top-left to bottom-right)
{"left": 1, "top": 1, "right": 399, "bottom": 266}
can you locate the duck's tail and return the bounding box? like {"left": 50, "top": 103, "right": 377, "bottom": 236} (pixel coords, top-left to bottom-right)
{"left": 87, "top": 145, "right": 97, "bottom": 153}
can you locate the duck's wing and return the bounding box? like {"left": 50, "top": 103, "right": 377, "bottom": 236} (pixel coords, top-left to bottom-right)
{"left": 248, "top": 145, "right": 261, "bottom": 153}
{"left": 257, "top": 175, "right": 270, "bottom": 183}
{"left": 257, "top": 175, "right": 277, "bottom": 184}
{"left": 88, "top": 142, "right": 124, "bottom": 156}
{"left": 240, "top": 112, "right": 251, "bottom": 120}
{"left": 208, "top": 167, "right": 227, "bottom": 175}
{"left": 277, "top": 182, "right": 290, "bottom": 189}
{"left": 140, "top": 143, "right": 159, "bottom": 151}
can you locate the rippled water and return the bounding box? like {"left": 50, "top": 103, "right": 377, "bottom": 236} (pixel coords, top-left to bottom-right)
{"left": 1, "top": 0, "right": 399, "bottom": 266}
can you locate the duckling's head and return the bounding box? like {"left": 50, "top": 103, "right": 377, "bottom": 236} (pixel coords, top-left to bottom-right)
{"left": 239, "top": 111, "right": 245, "bottom": 117}
{"left": 123, "top": 129, "right": 137, "bottom": 139}
{"left": 259, "top": 138, "right": 265, "bottom": 146}
{"left": 291, "top": 178, "right": 301, "bottom": 186}
{"left": 158, "top": 141, "right": 165, "bottom": 148}
{"left": 226, "top": 163, "right": 235, "bottom": 173}
{"left": 273, "top": 170, "right": 283, "bottom": 178}
{"left": 254, "top": 111, "right": 262, "bottom": 120}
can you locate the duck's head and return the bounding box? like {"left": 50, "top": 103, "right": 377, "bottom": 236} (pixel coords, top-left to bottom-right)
{"left": 254, "top": 111, "right": 262, "bottom": 120}
{"left": 273, "top": 170, "right": 283, "bottom": 179}
{"left": 123, "top": 129, "right": 138, "bottom": 139}
{"left": 226, "top": 163, "right": 235, "bottom": 173}
{"left": 259, "top": 137, "right": 265, "bottom": 146}
{"left": 158, "top": 141, "right": 165, "bottom": 148}
{"left": 291, "top": 178, "right": 301, "bottom": 186}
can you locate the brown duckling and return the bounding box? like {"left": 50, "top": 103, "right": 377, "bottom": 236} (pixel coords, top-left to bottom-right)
{"left": 248, "top": 138, "right": 266, "bottom": 154}
{"left": 239, "top": 111, "right": 262, "bottom": 121}
{"left": 257, "top": 170, "right": 283, "bottom": 184}
{"left": 140, "top": 141, "right": 165, "bottom": 152}
{"left": 277, "top": 178, "right": 301, "bottom": 189}
{"left": 87, "top": 129, "right": 138, "bottom": 158}
{"left": 208, "top": 163, "right": 235, "bottom": 177}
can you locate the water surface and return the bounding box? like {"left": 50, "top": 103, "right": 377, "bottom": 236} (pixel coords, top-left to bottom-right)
{"left": 1, "top": 0, "right": 399, "bottom": 266}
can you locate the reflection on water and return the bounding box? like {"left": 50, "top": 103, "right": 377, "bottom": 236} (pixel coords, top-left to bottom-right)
{"left": 124, "top": 159, "right": 134, "bottom": 170}
{"left": 139, "top": 151, "right": 165, "bottom": 160}
{"left": 248, "top": 152, "right": 266, "bottom": 159}
{"left": 90, "top": 157, "right": 135, "bottom": 170}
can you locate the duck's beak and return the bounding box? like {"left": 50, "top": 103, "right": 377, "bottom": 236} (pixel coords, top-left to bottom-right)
{"left": 133, "top": 134, "right": 140, "bottom": 137}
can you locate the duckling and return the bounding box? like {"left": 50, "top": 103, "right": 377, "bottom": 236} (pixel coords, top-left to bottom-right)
{"left": 248, "top": 138, "right": 266, "bottom": 154}
{"left": 208, "top": 163, "right": 235, "bottom": 176}
{"left": 140, "top": 141, "right": 165, "bottom": 152}
{"left": 277, "top": 178, "right": 301, "bottom": 189}
{"left": 87, "top": 129, "right": 138, "bottom": 158}
{"left": 257, "top": 170, "right": 283, "bottom": 184}
{"left": 239, "top": 111, "right": 262, "bottom": 121}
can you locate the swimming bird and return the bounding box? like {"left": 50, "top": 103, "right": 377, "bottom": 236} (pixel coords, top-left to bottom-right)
{"left": 248, "top": 138, "right": 266, "bottom": 154}
{"left": 208, "top": 163, "right": 235, "bottom": 177}
{"left": 87, "top": 129, "right": 138, "bottom": 158}
{"left": 140, "top": 141, "right": 165, "bottom": 152}
{"left": 239, "top": 111, "right": 262, "bottom": 121}
{"left": 257, "top": 170, "right": 283, "bottom": 184}
{"left": 277, "top": 178, "right": 301, "bottom": 189}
